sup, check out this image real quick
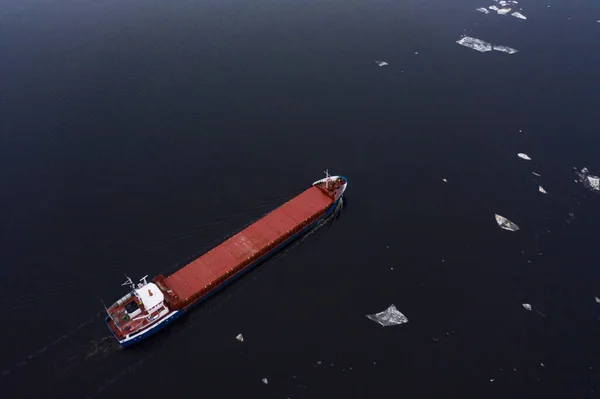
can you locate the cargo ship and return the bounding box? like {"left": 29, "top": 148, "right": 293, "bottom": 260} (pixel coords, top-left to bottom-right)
{"left": 104, "top": 173, "right": 347, "bottom": 347}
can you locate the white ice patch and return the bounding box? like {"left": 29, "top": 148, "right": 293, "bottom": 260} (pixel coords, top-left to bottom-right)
{"left": 375, "top": 60, "right": 388, "bottom": 67}
{"left": 489, "top": 5, "right": 500, "bottom": 11}
{"left": 576, "top": 168, "right": 600, "bottom": 191}
{"left": 595, "top": 296, "right": 600, "bottom": 303}
{"left": 539, "top": 186, "right": 547, "bottom": 194}
{"left": 366, "top": 304, "right": 409, "bottom": 327}
{"left": 442, "top": 178, "right": 448, "bottom": 183}
{"left": 517, "top": 153, "right": 531, "bottom": 160}
{"left": 262, "top": 378, "right": 269, "bottom": 385}
{"left": 497, "top": 7, "right": 512, "bottom": 15}
{"left": 476, "top": 7, "right": 490, "bottom": 14}
{"left": 236, "top": 333, "right": 244, "bottom": 342}
{"left": 457, "top": 36, "right": 517, "bottom": 54}
{"left": 494, "top": 45, "right": 519, "bottom": 54}
{"left": 495, "top": 214, "right": 520, "bottom": 231}
{"left": 456, "top": 36, "right": 493, "bottom": 52}
{"left": 532, "top": 172, "right": 541, "bottom": 177}
{"left": 523, "top": 303, "right": 532, "bottom": 311}
{"left": 588, "top": 176, "right": 600, "bottom": 191}
{"left": 511, "top": 12, "right": 527, "bottom": 19}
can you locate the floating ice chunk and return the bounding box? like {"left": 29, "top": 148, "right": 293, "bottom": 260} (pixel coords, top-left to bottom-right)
{"left": 532, "top": 172, "right": 541, "bottom": 177}
{"left": 375, "top": 60, "right": 388, "bottom": 67}
{"left": 495, "top": 214, "right": 520, "bottom": 231}
{"left": 587, "top": 176, "right": 600, "bottom": 191}
{"left": 595, "top": 296, "right": 600, "bottom": 303}
{"left": 523, "top": 303, "right": 532, "bottom": 311}
{"left": 578, "top": 168, "right": 600, "bottom": 191}
{"left": 497, "top": 8, "right": 512, "bottom": 15}
{"left": 489, "top": 5, "right": 500, "bottom": 11}
{"left": 512, "top": 12, "right": 527, "bottom": 19}
{"left": 366, "top": 304, "right": 408, "bottom": 327}
{"left": 476, "top": 7, "right": 490, "bottom": 14}
{"left": 456, "top": 36, "right": 492, "bottom": 52}
{"left": 494, "top": 45, "right": 518, "bottom": 54}
{"left": 262, "top": 378, "right": 268, "bottom": 384}
{"left": 517, "top": 153, "right": 531, "bottom": 160}
{"left": 499, "top": 0, "right": 508, "bottom": 5}
{"left": 539, "top": 186, "right": 547, "bottom": 194}
{"left": 236, "top": 333, "right": 244, "bottom": 342}
{"left": 442, "top": 178, "right": 448, "bottom": 183}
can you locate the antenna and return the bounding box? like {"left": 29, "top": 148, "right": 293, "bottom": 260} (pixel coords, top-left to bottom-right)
{"left": 100, "top": 298, "right": 109, "bottom": 315}
{"left": 324, "top": 169, "right": 330, "bottom": 189}
{"left": 122, "top": 274, "right": 135, "bottom": 290}
{"left": 140, "top": 275, "right": 149, "bottom": 286}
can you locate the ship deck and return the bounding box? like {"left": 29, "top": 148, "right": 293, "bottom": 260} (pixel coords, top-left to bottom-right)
{"left": 157, "top": 185, "right": 335, "bottom": 308}
{"left": 106, "top": 296, "right": 163, "bottom": 339}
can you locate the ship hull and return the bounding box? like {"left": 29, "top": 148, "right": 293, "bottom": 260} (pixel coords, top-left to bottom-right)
{"left": 113, "top": 195, "right": 343, "bottom": 348}
{"left": 105, "top": 176, "right": 347, "bottom": 348}
{"left": 106, "top": 310, "right": 183, "bottom": 348}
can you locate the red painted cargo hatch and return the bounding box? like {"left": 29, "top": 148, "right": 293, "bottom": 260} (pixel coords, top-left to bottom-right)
{"left": 160, "top": 186, "right": 333, "bottom": 308}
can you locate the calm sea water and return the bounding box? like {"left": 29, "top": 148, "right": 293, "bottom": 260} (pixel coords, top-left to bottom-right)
{"left": 2, "top": 0, "right": 600, "bottom": 398}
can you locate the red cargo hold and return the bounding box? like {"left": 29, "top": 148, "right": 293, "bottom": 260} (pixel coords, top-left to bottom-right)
{"left": 161, "top": 185, "right": 335, "bottom": 308}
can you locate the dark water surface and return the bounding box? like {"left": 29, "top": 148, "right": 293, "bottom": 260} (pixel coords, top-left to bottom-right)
{"left": 2, "top": 0, "right": 600, "bottom": 397}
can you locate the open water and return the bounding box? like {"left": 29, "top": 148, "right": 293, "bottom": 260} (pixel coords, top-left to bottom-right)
{"left": 2, "top": 0, "right": 600, "bottom": 398}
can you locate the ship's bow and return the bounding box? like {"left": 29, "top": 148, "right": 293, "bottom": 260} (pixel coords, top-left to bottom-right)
{"left": 313, "top": 175, "right": 347, "bottom": 201}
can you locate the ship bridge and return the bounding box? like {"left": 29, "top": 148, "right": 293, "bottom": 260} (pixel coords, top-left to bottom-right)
{"left": 135, "top": 283, "right": 165, "bottom": 312}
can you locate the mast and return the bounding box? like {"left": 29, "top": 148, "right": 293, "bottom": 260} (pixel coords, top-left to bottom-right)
{"left": 122, "top": 274, "right": 135, "bottom": 290}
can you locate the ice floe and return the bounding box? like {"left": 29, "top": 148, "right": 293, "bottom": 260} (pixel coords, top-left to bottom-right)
{"left": 517, "top": 153, "right": 531, "bottom": 160}
{"left": 366, "top": 304, "right": 409, "bottom": 326}
{"left": 478, "top": 1, "right": 526, "bottom": 20}
{"left": 595, "top": 296, "right": 600, "bottom": 303}
{"left": 494, "top": 45, "right": 518, "bottom": 54}
{"left": 375, "top": 60, "right": 388, "bottom": 67}
{"left": 522, "top": 303, "right": 532, "bottom": 311}
{"left": 497, "top": 0, "right": 519, "bottom": 5}
{"left": 576, "top": 167, "right": 600, "bottom": 191}
{"left": 532, "top": 172, "right": 541, "bottom": 177}
{"left": 495, "top": 214, "right": 520, "bottom": 231}
{"left": 539, "top": 186, "right": 547, "bottom": 194}
{"left": 588, "top": 176, "right": 600, "bottom": 191}
{"left": 236, "top": 333, "right": 244, "bottom": 342}
{"left": 456, "top": 36, "right": 493, "bottom": 52}
{"left": 457, "top": 36, "right": 518, "bottom": 54}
